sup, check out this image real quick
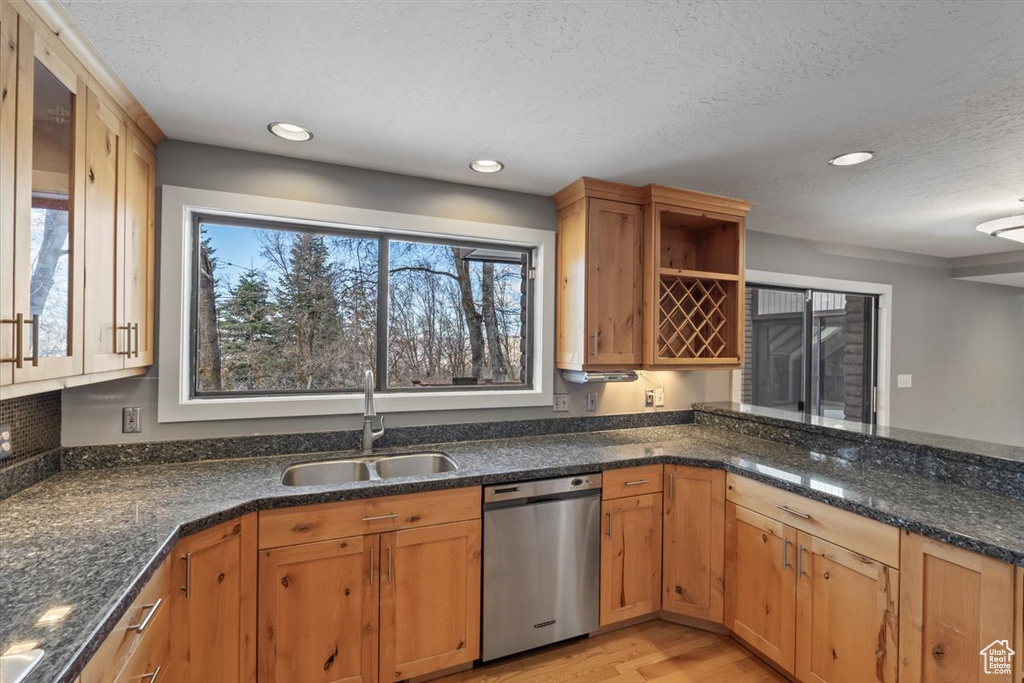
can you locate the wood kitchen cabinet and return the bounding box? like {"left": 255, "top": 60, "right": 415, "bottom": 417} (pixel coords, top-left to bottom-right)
{"left": 169, "top": 514, "right": 257, "bottom": 683}
{"left": 725, "top": 501, "right": 797, "bottom": 672}
{"left": 900, "top": 532, "right": 1019, "bottom": 683}
{"left": 600, "top": 466, "right": 663, "bottom": 626}
{"left": 662, "top": 465, "right": 725, "bottom": 623}
{"left": 795, "top": 532, "right": 899, "bottom": 683}
{"left": 380, "top": 520, "right": 481, "bottom": 682}
{"left": 259, "top": 536, "right": 378, "bottom": 683}
{"left": 554, "top": 188, "right": 644, "bottom": 370}
{"left": 552, "top": 178, "right": 750, "bottom": 371}
{"left": 258, "top": 487, "right": 482, "bottom": 683}
{"left": 0, "top": 0, "right": 159, "bottom": 397}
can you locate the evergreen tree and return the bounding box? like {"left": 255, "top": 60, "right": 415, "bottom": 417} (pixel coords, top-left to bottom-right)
{"left": 219, "top": 269, "right": 278, "bottom": 390}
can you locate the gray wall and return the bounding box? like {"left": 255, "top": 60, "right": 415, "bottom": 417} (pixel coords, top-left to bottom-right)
{"left": 746, "top": 231, "right": 1024, "bottom": 446}
{"left": 61, "top": 141, "right": 1022, "bottom": 447}
{"left": 60, "top": 141, "right": 729, "bottom": 446}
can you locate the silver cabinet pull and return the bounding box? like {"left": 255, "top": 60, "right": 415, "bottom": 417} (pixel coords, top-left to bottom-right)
{"left": 782, "top": 538, "right": 791, "bottom": 569}
{"left": 776, "top": 504, "right": 811, "bottom": 520}
{"left": 591, "top": 332, "right": 599, "bottom": 357}
{"left": 362, "top": 513, "right": 398, "bottom": 522}
{"left": 624, "top": 479, "right": 650, "bottom": 487}
{"left": 137, "top": 666, "right": 161, "bottom": 682}
{"left": 180, "top": 552, "right": 192, "bottom": 598}
{"left": 606, "top": 511, "right": 612, "bottom": 538}
{"left": 26, "top": 314, "right": 38, "bottom": 366}
{"left": 0, "top": 313, "right": 24, "bottom": 367}
{"left": 117, "top": 324, "right": 132, "bottom": 356}
{"left": 132, "top": 322, "right": 140, "bottom": 358}
{"left": 387, "top": 545, "right": 393, "bottom": 583}
{"left": 127, "top": 598, "right": 163, "bottom": 632}
{"left": 667, "top": 472, "right": 674, "bottom": 501}
{"left": 369, "top": 546, "right": 375, "bottom": 585}
{"left": 796, "top": 545, "right": 805, "bottom": 577}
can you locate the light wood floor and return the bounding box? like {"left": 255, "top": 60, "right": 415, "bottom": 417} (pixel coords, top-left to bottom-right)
{"left": 438, "top": 620, "right": 786, "bottom": 683}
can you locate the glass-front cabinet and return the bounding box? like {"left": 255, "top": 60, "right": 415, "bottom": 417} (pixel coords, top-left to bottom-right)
{"left": 2, "top": 12, "right": 85, "bottom": 384}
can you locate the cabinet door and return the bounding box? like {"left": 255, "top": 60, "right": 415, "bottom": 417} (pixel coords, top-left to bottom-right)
{"left": 379, "top": 520, "right": 481, "bottom": 683}
{"left": 725, "top": 502, "right": 797, "bottom": 673}
{"left": 258, "top": 536, "right": 378, "bottom": 683}
{"left": 795, "top": 532, "right": 899, "bottom": 683}
{"left": 121, "top": 132, "right": 155, "bottom": 368}
{"left": 11, "top": 19, "right": 86, "bottom": 383}
{"left": 601, "top": 493, "right": 662, "bottom": 626}
{"left": 585, "top": 198, "right": 643, "bottom": 367}
{"left": 0, "top": 3, "right": 17, "bottom": 387}
{"left": 170, "top": 514, "right": 257, "bottom": 683}
{"left": 663, "top": 466, "right": 725, "bottom": 623}
{"left": 900, "top": 532, "right": 1016, "bottom": 683}
{"left": 83, "top": 88, "right": 126, "bottom": 373}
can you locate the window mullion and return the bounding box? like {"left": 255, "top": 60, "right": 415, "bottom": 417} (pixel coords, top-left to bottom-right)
{"left": 376, "top": 237, "right": 390, "bottom": 392}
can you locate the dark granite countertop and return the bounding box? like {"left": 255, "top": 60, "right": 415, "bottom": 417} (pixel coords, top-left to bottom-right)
{"left": 2, "top": 423, "right": 1023, "bottom": 683}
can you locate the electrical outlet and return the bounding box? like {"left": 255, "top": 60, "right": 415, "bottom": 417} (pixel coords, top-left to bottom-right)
{"left": 552, "top": 394, "right": 570, "bottom": 412}
{"left": 645, "top": 389, "right": 655, "bottom": 407}
{"left": 122, "top": 407, "right": 142, "bottom": 434}
{"left": 586, "top": 393, "right": 598, "bottom": 412}
{"left": 0, "top": 424, "right": 11, "bottom": 460}
{"left": 897, "top": 374, "right": 912, "bottom": 388}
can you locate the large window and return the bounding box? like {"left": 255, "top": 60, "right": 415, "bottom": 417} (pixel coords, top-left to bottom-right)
{"left": 740, "top": 284, "right": 879, "bottom": 424}
{"left": 192, "top": 216, "right": 532, "bottom": 397}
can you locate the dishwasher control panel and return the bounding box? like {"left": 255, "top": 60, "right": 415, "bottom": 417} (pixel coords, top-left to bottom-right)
{"left": 484, "top": 472, "right": 602, "bottom": 503}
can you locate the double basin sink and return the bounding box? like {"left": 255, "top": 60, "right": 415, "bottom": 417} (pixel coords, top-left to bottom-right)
{"left": 281, "top": 452, "right": 458, "bottom": 486}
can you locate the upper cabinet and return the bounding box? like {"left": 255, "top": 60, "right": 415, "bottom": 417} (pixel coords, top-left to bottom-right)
{"left": 0, "top": 0, "right": 160, "bottom": 397}
{"left": 553, "top": 178, "right": 751, "bottom": 371}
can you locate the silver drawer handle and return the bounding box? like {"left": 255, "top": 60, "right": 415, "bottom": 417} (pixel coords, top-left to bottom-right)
{"left": 362, "top": 513, "right": 399, "bottom": 522}
{"left": 136, "top": 666, "right": 161, "bottom": 682}
{"left": 127, "top": 598, "right": 163, "bottom": 632}
{"left": 625, "top": 479, "right": 650, "bottom": 486}
{"left": 776, "top": 504, "right": 811, "bottom": 520}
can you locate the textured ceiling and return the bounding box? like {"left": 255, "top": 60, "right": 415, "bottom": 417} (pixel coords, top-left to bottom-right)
{"left": 60, "top": 0, "right": 1024, "bottom": 258}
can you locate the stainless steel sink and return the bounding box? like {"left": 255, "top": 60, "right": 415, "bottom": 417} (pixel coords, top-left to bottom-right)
{"left": 374, "top": 452, "right": 458, "bottom": 479}
{"left": 281, "top": 459, "right": 373, "bottom": 486}
{"left": 281, "top": 452, "right": 457, "bottom": 486}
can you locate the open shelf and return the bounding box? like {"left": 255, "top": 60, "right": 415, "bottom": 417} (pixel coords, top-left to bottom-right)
{"left": 658, "top": 267, "right": 740, "bottom": 282}
{"left": 658, "top": 207, "right": 742, "bottom": 276}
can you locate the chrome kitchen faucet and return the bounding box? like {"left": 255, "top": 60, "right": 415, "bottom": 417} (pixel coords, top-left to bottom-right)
{"left": 362, "top": 369, "right": 386, "bottom": 453}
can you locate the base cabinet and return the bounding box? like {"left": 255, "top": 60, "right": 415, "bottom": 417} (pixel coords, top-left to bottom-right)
{"left": 169, "top": 514, "right": 257, "bottom": 683}
{"left": 600, "top": 493, "right": 663, "bottom": 626}
{"left": 380, "top": 520, "right": 482, "bottom": 682}
{"left": 795, "top": 533, "right": 899, "bottom": 683}
{"left": 662, "top": 466, "right": 725, "bottom": 623}
{"left": 258, "top": 536, "right": 377, "bottom": 683}
{"left": 900, "top": 532, "right": 1019, "bottom": 683}
{"left": 725, "top": 501, "right": 797, "bottom": 672}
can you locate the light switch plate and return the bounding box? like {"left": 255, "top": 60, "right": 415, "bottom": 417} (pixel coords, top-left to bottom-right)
{"left": 897, "top": 374, "right": 912, "bottom": 388}
{"left": 122, "top": 407, "right": 142, "bottom": 433}
{"left": 653, "top": 387, "right": 665, "bottom": 407}
{"left": 552, "top": 394, "right": 569, "bottom": 412}
{"left": 586, "top": 393, "right": 598, "bottom": 412}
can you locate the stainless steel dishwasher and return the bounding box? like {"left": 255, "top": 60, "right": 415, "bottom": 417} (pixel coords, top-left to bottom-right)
{"left": 482, "top": 473, "right": 602, "bottom": 661}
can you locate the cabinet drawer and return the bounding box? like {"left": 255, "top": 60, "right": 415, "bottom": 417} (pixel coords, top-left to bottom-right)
{"left": 81, "top": 555, "right": 171, "bottom": 683}
{"left": 112, "top": 596, "right": 170, "bottom": 683}
{"left": 259, "top": 486, "right": 481, "bottom": 549}
{"left": 726, "top": 474, "right": 899, "bottom": 568}
{"left": 603, "top": 465, "right": 663, "bottom": 499}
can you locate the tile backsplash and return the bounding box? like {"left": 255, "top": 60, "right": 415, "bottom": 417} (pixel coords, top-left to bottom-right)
{"left": 0, "top": 391, "right": 61, "bottom": 469}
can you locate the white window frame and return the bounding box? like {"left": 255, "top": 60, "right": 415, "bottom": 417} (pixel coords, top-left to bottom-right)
{"left": 158, "top": 185, "right": 555, "bottom": 423}
{"left": 732, "top": 270, "right": 893, "bottom": 427}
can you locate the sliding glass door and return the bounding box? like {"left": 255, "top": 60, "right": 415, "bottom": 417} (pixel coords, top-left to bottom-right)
{"left": 741, "top": 285, "right": 878, "bottom": 424}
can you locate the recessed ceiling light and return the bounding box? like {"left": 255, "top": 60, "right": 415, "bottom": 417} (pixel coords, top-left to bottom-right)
{"left": 828, "top": 151, "right": 874, "bottom": 166}
{"left": 469, "top": 159, "right": 504, "bottom": 173}
{"left": 268, "top": 121, "right": 313, "bottom": 142}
